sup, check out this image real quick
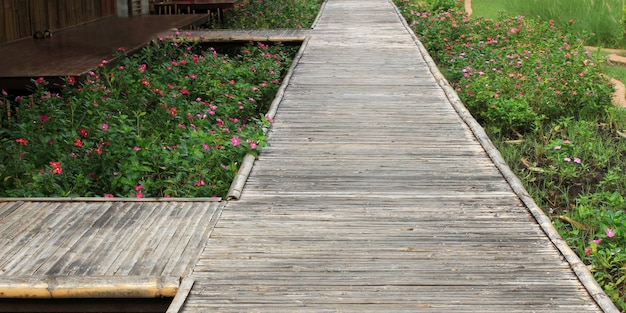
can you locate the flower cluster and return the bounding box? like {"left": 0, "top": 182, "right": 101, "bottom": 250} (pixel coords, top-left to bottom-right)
{"left": 585, "top": 227, "right": 616, "bottom": 256}
{"left": 402, "top": 7, "right": 613, "bottom": 136}
{"left": 0, "top": 40, "right": 296, "bottom": 198}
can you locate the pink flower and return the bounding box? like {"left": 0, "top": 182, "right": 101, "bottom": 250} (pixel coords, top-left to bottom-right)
{"left": 135, "top": 192, "right": 144, "bottom": 198}
{"left": 194, "top": 180, "right": 205, "bottom": 187}
{"left": 606, "top": 228, "right": 615, "bottom": 238}
{"left": 100, "top": 123, "right": 109, "bottom": 131}
{"left": 231, "top": 137, "right": 241, "bottom": 147}
{"left": 135, "top": 184, "right": 143, "bottom": 191}
{"left": 35, "top": 77, "right": 45, "bottom": 84}
{"left": 593, "top": 238, "right": 603, "bottom": 244}
{"left": 104, "top": 194, "right": 114, "bottom": 198}
{"left": 573, "top": 158, "right": 581, "bottom": 164}
{"left": 564, "top": 157, "right": 571, "bottom": 162}
{"left": 133, "top": 146, "right": 141, "bottom": 151}
{"left": 202, "top": 143, "right": 210, "bottom": 151}
{"left": 554, "top": 145, "right": 561, "bottom": 150}
{"left": 138, "top": 64, "right": 147, "bottom": 72}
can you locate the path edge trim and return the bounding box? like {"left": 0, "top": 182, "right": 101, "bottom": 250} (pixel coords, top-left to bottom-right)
{"left": 391, "top": 1, "right": 619, "bottom": 312}
{"left": 226, "top": 36, "right": 311, "bottom": 200}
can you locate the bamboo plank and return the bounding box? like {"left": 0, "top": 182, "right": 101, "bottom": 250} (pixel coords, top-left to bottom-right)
{"left": 0, "top": 201, "right": 221, "bottom": 282}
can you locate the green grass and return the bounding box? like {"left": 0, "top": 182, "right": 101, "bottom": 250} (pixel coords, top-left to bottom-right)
{"left": 512, "top": 0, "right": 625, "bottom": 48}
{"left": 468, "top": 0, "right": 507, "bottom": 20}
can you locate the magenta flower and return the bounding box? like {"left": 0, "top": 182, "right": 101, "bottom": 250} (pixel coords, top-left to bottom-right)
{"left": 606, "top": 228, "right": 615, "bottom": 238}
{"left": 104, "top": 194, "right": 114, "bottom": 198}
{"left": 100, "top": 123, "right": 109, "bottom": 131}
{"left": 135, "top": 184, "right": 143, "bottom": 191}
{"left": 593, "top": 238, "right": 603, "bottom": 244}
{"left": 135, "top": 192, "right": 144, "bottom": 198}
{"left": 231, "top": 137, "right": 241, "bottom": 147}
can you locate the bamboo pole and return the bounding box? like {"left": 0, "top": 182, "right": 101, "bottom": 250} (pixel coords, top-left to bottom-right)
{"left": 0, "top": 276, "right": 179, "bottom": 299}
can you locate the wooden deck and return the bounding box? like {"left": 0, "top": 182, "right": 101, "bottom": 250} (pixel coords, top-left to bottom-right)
{"left": 181, "top": 0, "right": 617, "bottom": 312}
{"left": 0, "top": 14, "right": 208, "bottom": 89}
{"left": 158, "top": 29, "right": 310, "bottom": 43}
{"left": 0, "top": 199, "right": 222, "bottom": 299}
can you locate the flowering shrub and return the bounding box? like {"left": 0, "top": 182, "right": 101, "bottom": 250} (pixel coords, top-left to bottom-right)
{"left": 395, "top": 1, "right": 626, "bottom": 309}
{"left": 403, "top": 7, "right": 613, "bottom": 136}
{"left": 214, "top": 0, "right": 324, "bottom": 29}
{"left": 0, "top": 37, "right": 296, "bottom": 198}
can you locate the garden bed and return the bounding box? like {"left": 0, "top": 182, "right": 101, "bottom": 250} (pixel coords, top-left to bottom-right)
{"left": 0, "top": 38, "right": 299, "bottom": 198}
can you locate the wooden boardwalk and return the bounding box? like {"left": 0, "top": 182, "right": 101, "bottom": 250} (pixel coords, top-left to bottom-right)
{"left": 182, "top": 0, "right": 617, "bottom": 312}
{"left": 0, "top": 199, "right": 221, "bottom": 299}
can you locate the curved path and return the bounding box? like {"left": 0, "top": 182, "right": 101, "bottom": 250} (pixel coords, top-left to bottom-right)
{"left": 181, "top": 0, "right": 617, "bottom": 312}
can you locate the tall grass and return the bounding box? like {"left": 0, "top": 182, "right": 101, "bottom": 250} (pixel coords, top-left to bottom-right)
{"left": 505, "top": 0, "right": 626, "bottom": 48}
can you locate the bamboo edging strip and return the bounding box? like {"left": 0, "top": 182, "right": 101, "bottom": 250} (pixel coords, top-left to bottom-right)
{"left": 0, "top": 276, "right": 179, "bottom": 299}
{"left": 165, "top": 278, "right": 194, "bottom": 313}
{"left": 392, "top": 2, "right": 619, "bottom": 312}
{"left": 0, "top": 197, "right": 221, "bottom": 202}
{"left": 226, "top": 36, "right": 311, "bottom": 200}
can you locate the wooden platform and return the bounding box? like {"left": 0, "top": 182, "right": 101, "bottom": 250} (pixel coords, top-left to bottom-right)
{"left": 0, "top": 199, "right": 221, "bottom": 298}
{"left": 181, "top": 0, "right": 617, "bottom": 312}
{"left": 158, "top": 29, "right": 310, "bottom": 43}
{"left": 0, "top": 14, "right": 208, "bottom": 89}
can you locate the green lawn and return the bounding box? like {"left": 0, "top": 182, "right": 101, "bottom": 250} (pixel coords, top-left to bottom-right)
{"left": 468, "top": 0, "right": 508, "bottom": 19}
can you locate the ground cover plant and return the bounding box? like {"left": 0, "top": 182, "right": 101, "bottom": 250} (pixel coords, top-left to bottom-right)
{"left": 396, "top": 0, "right": 626, "bottom": 309}
{"left": 211, "top": 0, "right": 325, "bottom": 29}
{"left": 471, "top": 0, "right": 626, "bottom": 48}
{"left": 0, "top": 0, "right": 326, "bottom": 198}
{"left": 0, "top": 37, "right": 296, "bottom": 198}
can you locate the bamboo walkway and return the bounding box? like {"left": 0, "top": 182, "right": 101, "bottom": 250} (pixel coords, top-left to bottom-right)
{"left": 182, "top": 0, "right": 617, "bottom": 312}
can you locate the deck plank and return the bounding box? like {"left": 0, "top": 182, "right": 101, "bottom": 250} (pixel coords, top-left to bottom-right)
{"left": 0, "top": 200, "right": 220, "bottom": 282}
{"left": 182, "top": 0, "right": 610, "bottom": 312}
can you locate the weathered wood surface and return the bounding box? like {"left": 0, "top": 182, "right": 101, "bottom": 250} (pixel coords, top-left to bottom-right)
{"left": 158, "top": 29, "right": 310, "bottom": 43}
{"left": 183, "top": 0, "right": 609, "bottom": 312}
{"left": 0, "top": 201, "right": 221, "bottom": 283}
{"left": 0, "top": 14, "right": 208, "bottom": 89}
